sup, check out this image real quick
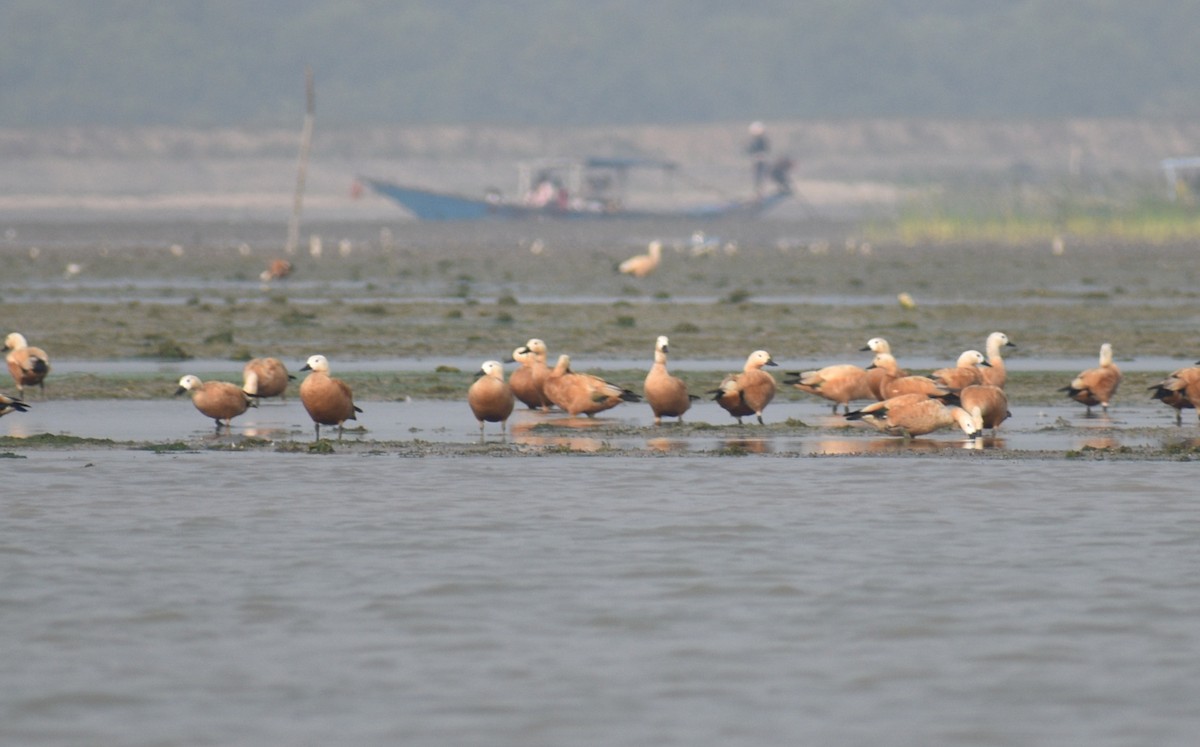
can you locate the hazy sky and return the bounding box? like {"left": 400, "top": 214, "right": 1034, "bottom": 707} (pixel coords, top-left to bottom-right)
{"left": 3, "top": 1, "right": 1199, "bottom": 127}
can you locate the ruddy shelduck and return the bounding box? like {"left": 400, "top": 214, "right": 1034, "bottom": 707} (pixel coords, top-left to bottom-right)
{"left": 527, "top": 338, "right": 553, "bottom": 408}
{"left": 508, "top": 338, "right": 552, "bottom": 411}
{"left": 242, "top": 357, "right": 293, "bottom": 401}
{"left": 0, "top": 393, "right": 30, "bottom": 418}
{"left": 1149, "top": 363, "right": 1200, "bottom": 425}
{"left": 299, "top": 354, "right": 362, "bottom": 439}
{"left": 507, "top": 347, "right": 542, "bottom": 410}
{"left": 860, "top": 339, "right": 901, "bottom": 400}
{"left": 644, "top": 335, "right": 697, "bottom": 424}
{"left": 260, "top": 258, "right": 293, "bottom": 282}
{"left": 617, "top": 240, "right": 663, "bottom": 278}
{"left": 175, "top": 374, "right": 256, "bottom": 431}
{"left": 980, "top": 331, "right": 1016, "bottom": 389}
{"left": 523, "top": 337, "right": 549, "bottom": 364}
{"left": 785, "top": 363, "right": 871, "bottom": 414}
{"left": 931, "top": 350, "right": 990, "bottom": 393}
{"left": 883, "top": 375, "right": 954, "bottom": 399}
{"left": 712, "top": 350, "right": 778, "bottom": 424}
{"left": 959, "top": 384, "right": 1010, "bottom": 437}
{"left": 870, "top": 354, "right": 952, "bottom": 400}
{"left": 863, "top": 352, "right": 908, "bottom": 398}
{"left": 468, "top": 360, "right": 515, "bottom": 434}
{"left": 861, "top": 337, "right": 892, "bottom": 355}
{"left": 4, "top": 332, "right": 50, "bottom": 398}
{"left": 846, "top": 393, "right": 976, "bottom": 439}
{"left": 1061, "top": 343, "right": 1122, "bottom": 414}
{"left": 544, "top": 354, "right": 641, "bottom": 417}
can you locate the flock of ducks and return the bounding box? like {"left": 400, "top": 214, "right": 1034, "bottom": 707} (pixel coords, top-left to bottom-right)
{"left": 460, "top": 331, "right": 1200, "bottom": 440}
{"left": 788, "top": 332, "right": 1127, "bottom": 438}
{"left": 486, "top": 337, "right": 778, "bottom": 433}
{"left": 0, "top": 332, "right": 365, "bottom": 440}
{"left": 2, "top": 325, "right": 1200, "bottom": 442}
{"left": 471, "top": 331, "right": 1140, "bottom": 441}
{"left": 172, "top": 354, "right": 362, "bottom": 439}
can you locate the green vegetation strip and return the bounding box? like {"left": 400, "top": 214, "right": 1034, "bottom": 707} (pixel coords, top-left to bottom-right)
{"left": 25, "top": 370, "right": 1171, "bottom": 407}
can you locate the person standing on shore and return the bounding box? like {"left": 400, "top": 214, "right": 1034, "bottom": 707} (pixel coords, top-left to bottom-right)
{"left": 746, "top": 121, "right": 770, "bottom": 196}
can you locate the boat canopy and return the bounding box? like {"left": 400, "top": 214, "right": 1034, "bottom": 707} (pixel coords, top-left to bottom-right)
{"left": 516, "top": 156, "right": 679, "bottom": 204}
{"left": 1160, "top": 156, "right": 1200, "bottom": 199}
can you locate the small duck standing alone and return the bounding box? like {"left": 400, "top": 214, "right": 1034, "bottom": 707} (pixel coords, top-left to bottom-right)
{"left": 617, "top": 240, "right": 663, "bottom": 278}
{"left": 176, "top": 374, "right": 256, "bottom": 431}
{"left": 467, "top": 360, "right": 515, "bottom": 436}
{"left": 260, "top": 258, "right": 293, "bottom": 283}
{"left": 299, "top": 354, "right": 363, "bottom": 440}
{"left": 712, "top": 350, "right": 778, "bottom": 424}
{"left": 1061, "top": 342, "right": 1122, "bottom": 415}
{"left": 643, "top": 335, "right": 698, "bottom": 425}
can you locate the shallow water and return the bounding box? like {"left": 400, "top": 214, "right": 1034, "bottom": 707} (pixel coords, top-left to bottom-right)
{"left": 1, "top": 397, "right": 1193, "bottom": 454}
{"left": 5, "top": 217, "right": 1200, "bottom": 745}
{"left": 3, "top": 454, "right": 1198, "bottom": 746}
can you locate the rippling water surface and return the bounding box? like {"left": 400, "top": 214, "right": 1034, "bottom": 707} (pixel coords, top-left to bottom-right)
{"left": 5, "top": 218, "right": 1200, "bottom": 746}
{"left": 4, "top": 453, "right": 1198, "bottom": 746}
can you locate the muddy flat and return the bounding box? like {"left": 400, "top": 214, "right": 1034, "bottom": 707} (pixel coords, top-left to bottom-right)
{"left": 1, "top": 217, "right": 1198, "bottom": 458}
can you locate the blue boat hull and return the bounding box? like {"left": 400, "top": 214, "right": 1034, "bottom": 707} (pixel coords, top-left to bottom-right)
{"left": 360, "top": 177, "right": 787, "bottom": 221}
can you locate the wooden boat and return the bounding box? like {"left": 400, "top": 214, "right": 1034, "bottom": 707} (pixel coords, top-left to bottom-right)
{"left": 358, "top": 156, "right": 789, "bottom": 221}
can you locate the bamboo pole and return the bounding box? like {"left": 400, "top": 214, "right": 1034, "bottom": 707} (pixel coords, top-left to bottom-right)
{"left": 285, "top": 67, "right": 315, "bottom": 255}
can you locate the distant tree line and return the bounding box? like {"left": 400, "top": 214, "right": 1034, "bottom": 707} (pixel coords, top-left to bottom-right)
{"left": 3, "top": 0, "right": 1199, "bottom": 127}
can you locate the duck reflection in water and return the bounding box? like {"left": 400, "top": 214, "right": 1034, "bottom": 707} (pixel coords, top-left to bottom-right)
{"left": 720, "top": 438, "right": 772, "bottom": 454}
{"left": 645, "top": 437, "right": 690, "bottom": 453}
{"left": 813, "top": 436, "right": 959, "bottom": 455}
{"left": 509, "top": 419, "right": 607, "bottom": 452}
{"left": 511, "top": 433, "right": 607, "bottom": 452}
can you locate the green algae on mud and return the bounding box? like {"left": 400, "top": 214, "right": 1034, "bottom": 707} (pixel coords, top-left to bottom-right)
{"left": 3, "top": 293, "right": 1196, "bottom": 366}
{"left": 1, "top": 430, "right": 1197, "bottom": 461}
{"left": 4, "top": 228, "right": 1200, "bottom": 365}
{"left": 0, "top": 433, "right": 117, "bottom": 447}
{"left": 26, "top": 369, "right": 1175, "bottom": 410}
